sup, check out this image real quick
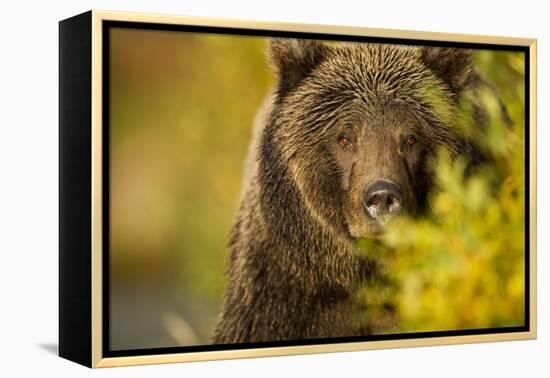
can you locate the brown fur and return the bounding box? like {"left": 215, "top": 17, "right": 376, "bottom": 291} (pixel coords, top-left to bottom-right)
{"left": 214, "top": 39, "right": 486, "bottom": 344}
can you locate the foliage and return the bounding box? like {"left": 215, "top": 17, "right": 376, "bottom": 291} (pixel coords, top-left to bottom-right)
{"left": 355, "top": 51, "right": 526, "bottom": 332}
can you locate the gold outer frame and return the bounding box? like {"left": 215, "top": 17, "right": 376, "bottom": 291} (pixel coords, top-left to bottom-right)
{"left": 90, "top": 9, "right": 537, "bottom": 368}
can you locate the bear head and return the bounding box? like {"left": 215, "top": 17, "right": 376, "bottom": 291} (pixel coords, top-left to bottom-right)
{"left": 266, "top": 38, "right": 480, "bottom": 239}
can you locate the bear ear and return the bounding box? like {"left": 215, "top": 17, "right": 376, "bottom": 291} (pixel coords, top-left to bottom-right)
{"left": 268, "top": 38, "right": 329, "bottom": 95}
{"left": 420, "top": 47, "right": 474, "bottom": 94}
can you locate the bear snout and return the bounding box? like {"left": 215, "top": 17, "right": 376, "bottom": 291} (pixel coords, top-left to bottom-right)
{"left": 363, "top": 179, "right": 403, "bottom": 224}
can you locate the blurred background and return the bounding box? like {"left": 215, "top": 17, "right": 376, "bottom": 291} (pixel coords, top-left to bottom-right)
{"left": 109, "top": 28, "right": 271, "bottom": 350}
{"left": 109, "top": 27, "right": 525, "bottom": 350}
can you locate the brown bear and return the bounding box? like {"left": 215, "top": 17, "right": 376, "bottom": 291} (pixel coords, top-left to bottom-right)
{"left": 213, "top": 38, "right": 490, "bottom": 344}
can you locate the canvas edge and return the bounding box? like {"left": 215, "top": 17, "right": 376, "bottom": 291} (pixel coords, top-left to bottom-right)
{"left": 58, "top": 10, "right": 93, "bottom": 368}
{"left": 528, "top": 39, "right": 537, "bottom": 340}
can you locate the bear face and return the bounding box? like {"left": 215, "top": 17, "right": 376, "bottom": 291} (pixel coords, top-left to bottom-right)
{"left": 267, "top": 39, "right": 479, "bottom": 239}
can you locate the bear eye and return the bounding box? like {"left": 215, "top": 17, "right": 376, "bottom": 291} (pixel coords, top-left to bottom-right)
{"left": 404, "top": 134, "right": 417, "bottom": 147}
{"left": 338, "top": 135, "right": 352, "bottom": 149}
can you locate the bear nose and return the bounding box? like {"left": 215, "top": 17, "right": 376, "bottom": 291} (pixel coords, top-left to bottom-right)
{"left": 363, "top": 180, "right": 403, "bottom": 221}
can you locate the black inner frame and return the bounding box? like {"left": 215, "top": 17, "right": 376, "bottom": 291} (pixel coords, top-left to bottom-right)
{"left": 102, "top": 20, "right": 531, "bottom": 358}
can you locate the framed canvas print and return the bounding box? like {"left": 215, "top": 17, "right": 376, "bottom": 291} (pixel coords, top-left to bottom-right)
{"left": 59, "top": 10, "right": 537, "bottom": 368}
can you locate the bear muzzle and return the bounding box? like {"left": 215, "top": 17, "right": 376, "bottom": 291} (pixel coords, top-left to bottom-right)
{"left": 363, "top": 179, "right": 403, "bottom": 226}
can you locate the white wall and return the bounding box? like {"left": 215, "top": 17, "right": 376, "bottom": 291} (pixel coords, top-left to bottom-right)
{"left": 1, "top": 0, "right": 547, "bottom": 376}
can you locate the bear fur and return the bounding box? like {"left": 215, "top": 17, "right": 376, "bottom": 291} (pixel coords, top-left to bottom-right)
{"left": 213, "top": 39, "right": 490, "bottom": 344}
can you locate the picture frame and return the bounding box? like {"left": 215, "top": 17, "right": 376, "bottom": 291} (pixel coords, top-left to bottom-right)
{"left": 59, "top": 10, "right": 537, "bottom": 368}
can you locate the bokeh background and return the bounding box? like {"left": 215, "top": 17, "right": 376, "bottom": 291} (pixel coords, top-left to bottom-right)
{"left": 109, "top": 27, "right": 525, "bottom": 350}
{"left": 109, "top": 28, "right": 271, "bottom": 350}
